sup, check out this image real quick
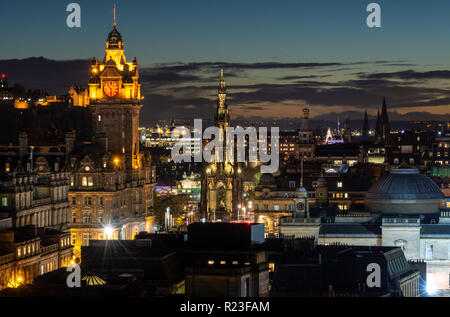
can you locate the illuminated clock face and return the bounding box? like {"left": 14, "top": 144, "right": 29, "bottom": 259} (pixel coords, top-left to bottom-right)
{"left": 103, "top": 81, "right": 119, "bottom": 97}
{"left": 296, "top": 202, "right": 305, "bottom": 211}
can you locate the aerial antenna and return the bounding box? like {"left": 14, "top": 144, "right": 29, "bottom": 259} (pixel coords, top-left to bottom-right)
{"left": 113, "top": 4, "right": 117, "bottom": 27}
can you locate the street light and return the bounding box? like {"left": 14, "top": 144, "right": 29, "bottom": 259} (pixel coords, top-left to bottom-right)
{"left": 104, "top": 225, "right": 113, "bottom": 239}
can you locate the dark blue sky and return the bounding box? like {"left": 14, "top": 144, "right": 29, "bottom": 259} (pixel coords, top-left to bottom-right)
{"left": 1, "top": 0, "right": 450, "bottom": 66}
{"left": 1, "top": 0, "right": 450, "bottom": 123}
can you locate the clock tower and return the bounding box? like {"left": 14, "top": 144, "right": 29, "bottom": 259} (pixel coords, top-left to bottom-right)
{"left": 88, "top": 12, "right": 143, "bottom": 170}
{"left": 294, "top": 186, "right": 309, "bottom": 218}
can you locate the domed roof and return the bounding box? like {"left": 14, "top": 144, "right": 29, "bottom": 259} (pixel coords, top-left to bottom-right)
{"left": 366, "top": 167, "right": 443, "bottom": 215}
{"left": 107, "top": 26, "right": 123, "bottom": 47}
{"left": 259, "top": 173, "right": 275, "bottom": 186}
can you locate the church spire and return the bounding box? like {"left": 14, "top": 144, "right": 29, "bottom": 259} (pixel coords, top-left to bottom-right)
{"left": 380, "top": 96, "right": 391, "bottom": 142}
{"left": 362, "top": 109, "right": 369, "bottom": 138}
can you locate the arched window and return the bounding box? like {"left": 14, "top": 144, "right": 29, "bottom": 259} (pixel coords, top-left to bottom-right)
{"left": 88, "top": 177, "right": 94, "bottom": 187}
{"left": 82, "top": 176, "right": 87, "bottom": 187}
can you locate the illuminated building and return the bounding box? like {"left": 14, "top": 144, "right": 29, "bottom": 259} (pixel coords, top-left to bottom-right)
{"left": 253, "top": 169, "right": 377, "bottom": 236}
{"left": 141, "top": 121, "right": 201, "bottom": 155}
{"left": 0, "top": 222, "right": 73, "bottom": 291}
{"left": 200, "top": 71, "right": 244, "bottom": 220}
{"left": 66, "top": 12, "right": 156, "bottom": 259}
{"left": 0, "top": 170, "right": 73, "bottom": 290}
{"left": 280, "top": 166, "right": 450, "bottom": 295}
{"left": 177, "top": 172, "right": 201, "bottom": 206}
{"left": 0, "top": 74, "right": 12, "bottom": 101}
{"left": 68, "top": 85, "right": 90, "bottom": 107}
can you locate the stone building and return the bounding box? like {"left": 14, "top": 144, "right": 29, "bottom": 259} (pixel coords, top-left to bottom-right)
{"left": 295, "top": 107, "right": 315, "bottom": 160}
{"left": 280, "top": 166, "right": 450, "bottom": 294}
{"left": 253, "top": 166, "right": 377, "bottom": 236}
{"left": 66, "top": 19, "right": 156, "bottom": 258}
{"left": 200, "top": 71, "right": 243, "bottom": 220}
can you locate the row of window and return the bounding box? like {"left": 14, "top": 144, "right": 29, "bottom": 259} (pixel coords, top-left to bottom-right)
{"left": 17, "top": 242, "right": 38, "bottom": 258}
{"left": 207, "top": 259, "right": 250, "bottom": 266}
{"left": 255, "top": 204, "right": 294, "bottom": 212}
{"left": 72, "top": 196, "right": 103, "bottom": 206}
{"left": 72, "top": 212, "right": 103, "bottom": 223}
{"left": 71, "top": 233, "right": 105, "bottom": 246}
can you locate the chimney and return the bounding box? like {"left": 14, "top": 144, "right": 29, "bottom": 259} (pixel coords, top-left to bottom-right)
{"left": 18, "top": 131, "right": 28, "bottom": 158}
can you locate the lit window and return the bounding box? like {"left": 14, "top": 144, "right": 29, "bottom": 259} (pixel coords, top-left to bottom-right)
{"left": 208, "top": 260, "right": 214, "bottom": 265}
{"left": 82, "top": 234, "right": 88, "bottom": 246}
{"left": 83, "top": 212, "right": 91, "bottom": 223}
{"left": 82, "top": 176, "right": 87, "bottom": 186}
{"left": 232, "top": 261, "right": 238, "bottom": 265}
{"left": 269, "top": 262, "right": 275, "bottom": 272}
{"left": 88, "top": 177, "right": 94, "bottom": 187}
{"left": 1, "top": 197, "right": 7, "bottom": 207}
{"left": 337, "top": 181, "right": 343, "bottom": 188}
{"left": 220, "top": 261, "right": 226, "bottom": 265}
{"left": 98, "top": 114, "right": 101, "bottom": 122}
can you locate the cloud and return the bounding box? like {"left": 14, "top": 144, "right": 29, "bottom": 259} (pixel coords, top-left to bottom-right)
{"left": 362, "top": 70, "right": 450, "bottom": 80}
{"left": 1, "top": 57, "right": 449, "bottom": 125}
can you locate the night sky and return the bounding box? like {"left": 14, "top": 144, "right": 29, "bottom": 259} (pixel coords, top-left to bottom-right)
{"left": 1, "top": 0, "right": 450, "bottom": 125}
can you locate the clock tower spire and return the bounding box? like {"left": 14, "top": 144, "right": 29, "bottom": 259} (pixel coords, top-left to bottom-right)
{"left": 88, "top": 9, "right": 143, "bottom": 170}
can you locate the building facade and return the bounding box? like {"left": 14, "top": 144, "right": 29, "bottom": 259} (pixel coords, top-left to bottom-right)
{"left": 66, "top": 20, "right": 157, "bottom": 258}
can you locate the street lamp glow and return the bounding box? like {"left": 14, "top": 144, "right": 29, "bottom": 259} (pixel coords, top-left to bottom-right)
{"left": 104, "top": 225, "right": 114, "bottom": 239}
{"left": 426, "top": 281, "right": 437, "bottom": 295}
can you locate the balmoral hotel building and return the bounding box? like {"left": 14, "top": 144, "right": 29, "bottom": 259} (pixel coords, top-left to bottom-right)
{"left": 66, "top": 19, "right": 156, "bottom": 258}
{"left": 0, "top": 17, "right": 156, "bottom": 269}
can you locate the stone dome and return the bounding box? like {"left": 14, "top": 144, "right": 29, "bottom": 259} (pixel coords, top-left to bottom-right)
{"left": 365, "top": 167, "right": 443, "bottom": 215}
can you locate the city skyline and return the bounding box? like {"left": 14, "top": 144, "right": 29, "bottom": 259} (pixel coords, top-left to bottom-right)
{"left": 2, "top": 0, "right": 450, "bottom": 124}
